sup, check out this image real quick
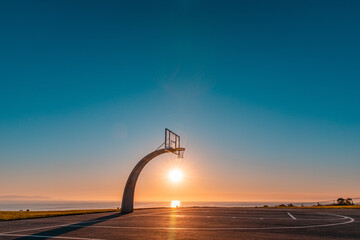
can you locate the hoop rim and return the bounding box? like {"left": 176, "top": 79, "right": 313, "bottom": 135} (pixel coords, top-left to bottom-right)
{"left": 165, "top": 147, "right": 185, "bottom": 158}
{"left": 165, "top": 147, "right": 185, "bottom": 152}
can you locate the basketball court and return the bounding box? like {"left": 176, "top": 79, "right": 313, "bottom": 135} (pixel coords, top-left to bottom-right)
{"left": 1, "top": 130, "right": 358, "bottom": 239}
{"left": 0, "top": 207, "right": 359, "bottom": 239}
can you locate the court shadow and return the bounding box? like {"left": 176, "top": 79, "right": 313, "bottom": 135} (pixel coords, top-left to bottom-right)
{"left": 15, "top": 212, "right": 128, "bottom": 239}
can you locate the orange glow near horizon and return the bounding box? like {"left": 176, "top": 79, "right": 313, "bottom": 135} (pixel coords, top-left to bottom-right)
{"left": 3, "top": 150, "right": 359, "bottom": 203}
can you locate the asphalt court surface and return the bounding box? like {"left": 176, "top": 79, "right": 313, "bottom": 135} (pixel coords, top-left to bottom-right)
{"left": 0, "top": 207, "right": 359, "bottom": 239}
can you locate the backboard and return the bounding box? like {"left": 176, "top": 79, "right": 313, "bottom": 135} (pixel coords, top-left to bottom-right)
{"left": 165, "top": 128, "right": 183, "bottom": 157}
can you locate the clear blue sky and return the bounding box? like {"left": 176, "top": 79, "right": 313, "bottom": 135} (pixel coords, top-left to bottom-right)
{"left": 0, "top": 0, "right": 359, "bottom": 201}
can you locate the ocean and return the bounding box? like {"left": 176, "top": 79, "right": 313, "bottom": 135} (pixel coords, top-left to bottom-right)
{"left": 0, "top": 201, "right": 322, "bottom": 211}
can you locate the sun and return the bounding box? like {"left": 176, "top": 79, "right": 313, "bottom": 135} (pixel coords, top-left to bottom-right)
{"left": 169, "top": 169, "right": 183, "bottom": 182}
{"left": 171, "top": 200, "right": 181, "bottom": 208}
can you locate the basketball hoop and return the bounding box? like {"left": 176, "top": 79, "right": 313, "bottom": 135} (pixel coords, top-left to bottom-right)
{"left": 121, "top": 128, "right": 185, "bottom": 213}
{"left": 164, "top": 128, "right": 185, "bottom": 158}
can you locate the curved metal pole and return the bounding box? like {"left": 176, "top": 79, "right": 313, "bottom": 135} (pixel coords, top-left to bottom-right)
{"left": 121, "top": 148, "right": 181, "bottom": 213}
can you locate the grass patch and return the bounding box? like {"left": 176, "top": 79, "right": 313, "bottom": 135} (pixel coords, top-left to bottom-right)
{"left": 0, "top": 209, "right": 119, "bottom": 221}
{"left": 273, "top": 205, "right": 360, "bottom": 209}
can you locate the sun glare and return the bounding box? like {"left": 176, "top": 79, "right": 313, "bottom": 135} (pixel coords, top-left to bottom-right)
{"left": 169, "top": 169, "right": 183, "bottom": 183}
{"left": 171, "top": 200, "right": 181, "bottom": 208}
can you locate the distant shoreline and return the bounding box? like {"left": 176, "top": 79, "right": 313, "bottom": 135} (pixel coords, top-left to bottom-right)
{"left": 1, "top": 200, "right": 359, "bottom": 211}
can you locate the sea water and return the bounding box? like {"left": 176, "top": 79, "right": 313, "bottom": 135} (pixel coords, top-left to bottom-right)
{"left": 0, "top": 201, "right": 325, "bottom": 211}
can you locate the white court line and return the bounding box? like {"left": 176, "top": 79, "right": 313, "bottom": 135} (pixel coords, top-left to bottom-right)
{"left": 321, "top": 213, "right": 349, "bottom": 219}
{"left": 67, "top": 214, "right": 355, "bottom": 231}
{"left": 0, "top": 209, "right": 175, "bottom": 235}
{"left": 287, "top": 212, "right": 296, "bottom": 220}
{"left": 0, "top": 223, "right": 73, "bottom": 235}
{"left": 0, "top": 233, "right": 103, "bottom": 240}
{"left": 139, "top": 214, "right": 342, "bottom": 221}
{"left": 0, "top": 211, "right": 355, "bottom": 236}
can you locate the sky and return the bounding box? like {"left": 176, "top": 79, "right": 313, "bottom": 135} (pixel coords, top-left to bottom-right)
{"left": 0, "top": 0, "right": 359, "bottom": 203}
